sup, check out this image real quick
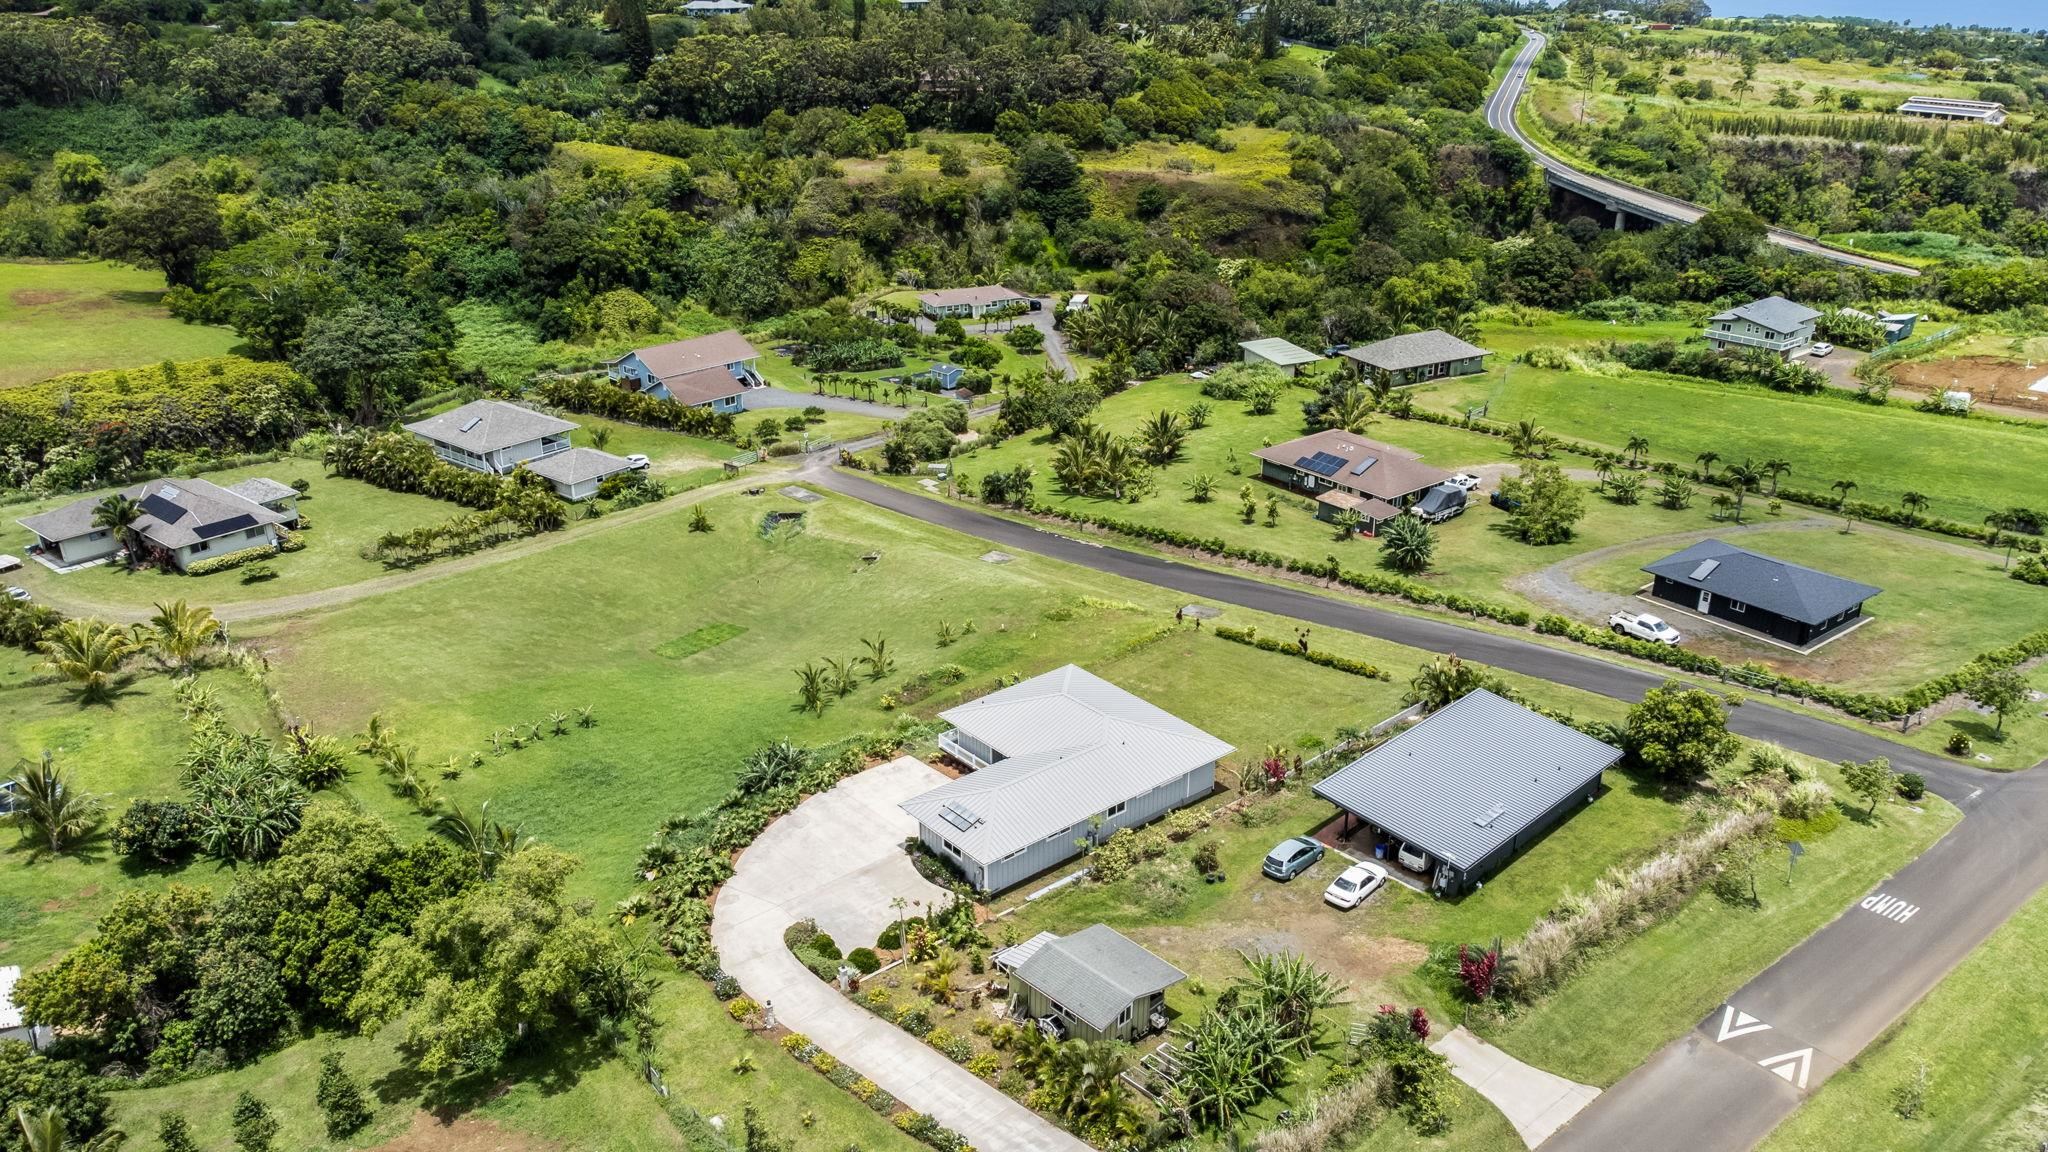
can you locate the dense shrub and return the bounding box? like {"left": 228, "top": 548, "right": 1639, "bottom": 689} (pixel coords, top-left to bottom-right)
{"left": 112, "top": 798, "right": 198, "bottom": 864}
{"left": 846, "top": 947, "right": 881, "bottom": 974}
{"left": 531, "top": 374, "right": 737, "bottom": 440}
{"left": 1213, "top": 624, "right": 1390, "bottom": 680}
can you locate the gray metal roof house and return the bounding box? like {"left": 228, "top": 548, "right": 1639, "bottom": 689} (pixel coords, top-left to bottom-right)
{"left": 403, "top": 400, "right": 578, "bottom": 475}
{"left": 996, "top": 925, "right": 1185, "bottom": 1042}
{"left": 1238, "top": 337, "right": 1325, "bottom": 377}
{"left": 1642, "top": 539, "right": 1881, "bottom": 649}
{"left": 903, "top": 665, "right": 1234, "bottom": 893}
{"left": 1340, "top": 330, "right": 1493, "bottom": 387}
{"left": 1313, "top": 689, "right": 1621, "bottom": 895}
{"left": 521, "top": 447, "right": 638, "bottom": 502}
{"left": 1705, "top": 296, "right": 1821, "bottom": 358}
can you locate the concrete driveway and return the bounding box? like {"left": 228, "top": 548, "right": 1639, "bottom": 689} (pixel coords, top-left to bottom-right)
{"left": 1435, "top": 1027, "right": 1599, "bottom": 1148}
{"left": 711, "top": 757, "right": 1093, "bottom": 1152}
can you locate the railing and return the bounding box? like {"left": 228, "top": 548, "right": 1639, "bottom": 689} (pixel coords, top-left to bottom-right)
{"left": 937, "top": 730, "right": 993, "bottom": 771}
{"left": 1706, "top": 329, "right": 1805, "bottom": 352}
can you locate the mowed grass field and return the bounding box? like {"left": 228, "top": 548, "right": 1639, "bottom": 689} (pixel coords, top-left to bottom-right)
{"left": 1757, "top": 879, "right": 2048, "bottom": 1152}
{"left": 1416, "top": 365, "right": 2048, "bottom": 525}
{"left": 0, "top": 260, "right": 241, "bottom": 386}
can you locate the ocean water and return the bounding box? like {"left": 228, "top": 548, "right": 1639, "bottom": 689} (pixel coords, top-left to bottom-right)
{"left": 1704, "top": 0, "right": 2036, "bottom": 32}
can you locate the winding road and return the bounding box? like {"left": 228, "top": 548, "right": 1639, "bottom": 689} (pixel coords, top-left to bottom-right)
{"left": 1486, "top": 30, "right": 1920, "bottom": 279}
{"left": 809, "top": 466, "right": 2048, "bottom": 1152}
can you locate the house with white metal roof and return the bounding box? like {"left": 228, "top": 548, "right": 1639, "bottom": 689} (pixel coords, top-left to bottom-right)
{"left": 1704, "top": 296, "right": 1821, "bottom": 359}
{"left": 1313, "top": 689, "right": 1621, "bottom": 895}
{"left": 995, "top": 925, "right": 1184, "bottom": 1042}
{"left": 1238, "top": 337, "right": 1324, "bottom": 377}
{"left": 1896, "top": 96, "right": 2005, "bottom": 126}
{"left": 902, "top": 665, "right": 1234, "bottom": 893}
{"left": 1, "top": 965, "right": 50, "bottom": 1050}
{"left": 403, "top": 399, "right": 578, "bottom": 475}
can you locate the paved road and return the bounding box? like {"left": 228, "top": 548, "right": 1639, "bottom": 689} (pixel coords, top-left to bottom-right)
{"left": 909, "top": 298, "right": 1077, "bottom": 379}
{"left": 1486, "top": 31, "right": 1919, "bottom": 279}
{"left": 810, "top": 468, "right": 2048, "bottom": 1152}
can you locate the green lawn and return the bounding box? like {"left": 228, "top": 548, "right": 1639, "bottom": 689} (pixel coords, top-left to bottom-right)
{"left": 1480, "top": 756, "right": 1959, "bottom": 1086}
{"left": 1577, "top": 524, "right": 2048, "bottom": 695}
{"left": 3, "top": 456, "right": 458, "bottom": 612}
{"left": 1756, "top": 880, "right": 2048, "bottom": 1152}
{"left": 1414, "top": 365, "right": 2048, "bottom": 525}
{"left": 0, "top": 664, "right": 277, "bottom": 968}
{"left": 0, "top": 260, "right": 242, "bottom": 387}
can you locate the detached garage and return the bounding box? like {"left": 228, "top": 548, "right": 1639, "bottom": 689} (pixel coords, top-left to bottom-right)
{"left": 1312, "top": 690, "right": 1621, "bottom": 895}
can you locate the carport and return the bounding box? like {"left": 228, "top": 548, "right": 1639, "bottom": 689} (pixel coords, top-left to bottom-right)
{"left": 1311, "top": 690, "right": 1621, "bottom": 896}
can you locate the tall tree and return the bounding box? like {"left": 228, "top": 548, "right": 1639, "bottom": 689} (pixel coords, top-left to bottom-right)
{"left": 1969, "top": 670, "right": 2029, "bottom": 739}
{"left": 292, "top": 303, "right": 426, "bottom": 426}
{"left": 615, "top": 0, "right": 654, "bottom": 79}
{"left": 6, "top": 753, "right": 104, "bottom": 857}
{"left": 94, "top": 172, "right": 223, "bottom": 290}
{"left": 1622, "top": 682, "right": 1741, "bottom": 780}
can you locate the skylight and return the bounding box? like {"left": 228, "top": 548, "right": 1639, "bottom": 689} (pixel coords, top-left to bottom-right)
{"left": 1690, "top": 558, "right": 1721, "bottom": 581}
{"left": 459, "top": 416, "right": 483, "bottom": 433}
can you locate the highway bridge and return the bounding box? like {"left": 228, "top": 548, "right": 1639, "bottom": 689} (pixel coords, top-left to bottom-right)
{"left": 1485, "top": 29, "right": 1921, "bottom": 278}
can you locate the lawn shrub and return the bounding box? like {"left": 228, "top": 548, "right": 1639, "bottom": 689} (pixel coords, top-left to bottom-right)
{"left": 1946, "top": 731, "right": 1973, "bottom": 756}
{"left": 111, "top": 798, "right": 198, "bottom": 863}
{"left": 846, "top": 946, "right": 881, "bottom": 974}
{"left": 185, "top": 543, "right": 288, "bottom": 577}
{"left": 1212, "top": 624, "right": 1391, "bottom": 680}
{"left": 1253, "top": 1068, "right": 1388, "bottom": 1152}
{"left": 896, "top": 1003, "right": 934, "bottom": 1037}
{"left": 1896, "top": 772, "right": 1927, "bottom": 800}
{"left": 927, "top": 1027, "right": 973, "bottom": 1063}
{"left": 1778, "top": 778, "right": 1835, "bottom": 821}
{"left": 966, "top": 1052, "right": 1000, "bottom": 1078}
{"left": 315, "top": 1052, "right": 372, "bottom": 1139}
{"left": 1506, "top": 808, "right": 1774, "bottom": 1000}
{"left": 894, "top": 1110, "right": 972, "bottom": 1152}
{"left": 532, "top": 373, "right": 737, "bottom": 440}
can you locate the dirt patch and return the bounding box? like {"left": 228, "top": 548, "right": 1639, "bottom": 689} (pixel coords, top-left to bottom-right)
{"left": 369, "top": 1111, "right": 563, "bottom": 1152}
{"left": 1892, "top": 356, "right": 2048, "bottom": 409}
{"left": 9, "top": 289, "right": 76, "bottom": 307}
{"left": 1136, "top": 905, "right": 1429, "bottom": 994}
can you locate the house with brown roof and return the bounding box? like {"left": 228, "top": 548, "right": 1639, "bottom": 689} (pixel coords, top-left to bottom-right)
{"left": 918, "top": 285, "right": 1029, "bottom": 320}
{"left": 607, "top": 330, "right": 762, "bottom": 411}
{"left": 1251, "top": 430, "right": 1452, "bottom": 534}
{"left": 18, "top": 477, "right": 294, "bottom": 572}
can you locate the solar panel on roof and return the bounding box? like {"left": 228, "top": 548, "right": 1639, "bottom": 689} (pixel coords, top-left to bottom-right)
{"left": 160, "top": 485, "right": 183, "bottom": 499}
{"left": 1349, "top": 456, "right": 1377, "bottom": 476}
{"left": 1295, "top": 451, "right": 1347, "bottom": 478}
{"left": 198, "top": 514, "right": 257, "bottom": 538}
{"left": 141, "top": 494, "right": 188, "bottom": 524}
{"left": 1474, "top": 804, "right": 1507, "bottom": 828}
{"left": 938, "top": 802, "right": 983, "bottom": 832}
{"left": 1690, "top": 559, "right": 1721, "bottom": 581}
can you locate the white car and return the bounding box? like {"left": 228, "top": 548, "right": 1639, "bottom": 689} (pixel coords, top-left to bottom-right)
{"left": 624, "top": 454, "right": 652, "bottom": 470}
{"left": 1808, "top": 342, "right": 1834, "bottom": 357}
{"left": 1447, "top": 473, "right": 1483, "bottom": 493}
{"left": 1324, "top": 861, "right": 1389, "bottom": 909}
{"left": 1608, "top": 610, "right": 1682, "bottom": 646}
{"left": 4, "top": 586, "right": 28, "bottom": 602}
{"left": 1189, "top": 370, "right": 1210, "bottom": 380}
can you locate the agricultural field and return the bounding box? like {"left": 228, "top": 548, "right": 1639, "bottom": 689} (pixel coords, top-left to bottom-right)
{"left": 1414, "top": 363, "right": 2048, "bottom": 525}
{"left": 0, "top": 260, "right": 241, "bottom": 387}
{"left": 1757, "top": 880, "right": 2048, "bottom": 1152}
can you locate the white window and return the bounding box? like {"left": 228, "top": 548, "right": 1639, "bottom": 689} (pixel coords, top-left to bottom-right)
{"left": 191, "top": 540, "right": 210, "bottom": 554}
{"left": 88, "top": 530, "right": 108, "bottom": 541}
{"left": 1728, "top": 601, "right": 1747, "bottom": 614}
{"left": 1044, "top": 826, "right": 1070, "bottom": 843}
{"left": 1000, "top": 847, "right": 1026, "bottom": 862}
{"left": 941, "top": 840, "right": 961, "bottom": 858}
{"left": 1103, "top": 801, "right": 1127, "bottom": 820}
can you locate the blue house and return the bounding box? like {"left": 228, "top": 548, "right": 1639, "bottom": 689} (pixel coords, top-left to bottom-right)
{"left": 608, "top": 330, "right": 762, "bottom": 412}
{"left": 915, "top": 362, "right": 966, "bottom": 390}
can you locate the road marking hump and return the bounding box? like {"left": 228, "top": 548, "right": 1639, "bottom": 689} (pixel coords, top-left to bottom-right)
{"left": 1716, "top": 1006, "right": 1771, "bottom": 1042}
{"left": 1758, "top": 1048, "right": 1813, "bottom": 1090}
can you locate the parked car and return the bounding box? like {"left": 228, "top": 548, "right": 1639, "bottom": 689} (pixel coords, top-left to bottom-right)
{"left": 4, "top": 586, "right": 28, "bottom": 602}
{"left": 1410, "top": 483, "right": 1468, "bottom": 524}
{"left": 1262, "top": 836, "right": 1326, "bottom": 881}
{"left": 624, "top": 454, "right": 652, "bottom": 470}
{"left": 0, "top": 779, "right": 17, "bottom": 814}
{"left": 1189, "top": 370, "right": 1211, "bottom": 380}
{"left": 1808, "top": 342, "right": 1835, "bottom": 357}
{"left": 1447, "top": 473, "right": 1483, "bottom": 493}
{"left": 1489, "top": 489, "right": 1522, "bottom": 512}
{"left": 1395, "top": 842, "right": 1432, "bottom": 874}
{"left": 1608, "top": 610, "right": 1682, "bottom": 645}
{"left": 1324, "top": 861, "right": 1389, "bottom": 909}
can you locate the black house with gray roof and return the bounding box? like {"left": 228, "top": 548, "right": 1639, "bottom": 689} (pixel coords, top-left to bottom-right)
{"left": 1642, "top": 539, "right": 1880, "bottom": 648}
{"left": 1313, "top": 690, "right": 1621, "bottom": 895}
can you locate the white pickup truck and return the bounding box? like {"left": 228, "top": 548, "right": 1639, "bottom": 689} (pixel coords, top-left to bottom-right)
{"left": 1608, "top": 611, "right": 1681, "bottom": 646}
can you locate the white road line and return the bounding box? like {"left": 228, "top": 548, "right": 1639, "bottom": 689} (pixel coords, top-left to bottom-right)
{"left": 1860, "top": 891, "right": 1923, "bottom": 924}
{"left": 1757, "top": 1048, "right": 1814, "bottom": 1090}
{"left": 1715, "top": 1005, "right": 1771, "bottom": 1042}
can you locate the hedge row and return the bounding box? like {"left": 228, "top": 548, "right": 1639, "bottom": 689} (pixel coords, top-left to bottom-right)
{"left": 532, "top": 375, "right": 738, "bottom": 441}
{"left": 1213, "top": 624, "right": 1392, "bottom": 681}
{"left": 183, "top": 531, "right": 303, "bottom": 577}
{"left": 1023, "top": 502, "right": 1533, "bottom": 626}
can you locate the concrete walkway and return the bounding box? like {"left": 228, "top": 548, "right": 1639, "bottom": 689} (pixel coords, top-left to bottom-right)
{"left": 710, "top": 757, "right": 1092, "bottom": 1152}
{"left": 1433, "top": 1027, "right": 1599, "bottom": 1148}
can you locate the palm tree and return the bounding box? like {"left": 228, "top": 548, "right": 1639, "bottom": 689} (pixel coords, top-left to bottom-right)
{"left": 431, "top": 800, "right": 529, "bottom": 876}
{"left": 1658, "top": 474, "right": 1696, "bottom": 509}
{"left": 1407, "top": 655, "right": 1507, "bottom": 712}
{"left": 15, "top": 1107, "right": 125, "bottom": 1152}
{"left": 1900, "top": 491, "right": 1930, "bottom": 524}
{"left": 589, "top": 426, "right": 614, "bottom": 451}
{"left": 1507, "top": 420, "right": 1548, "bottom": 458}
{"left": 1608, "top": 473, "right": 1643, "bottom": 505}
{"left": 1378, "top": 514, "right": 1435, "bottom": 573}
{"left": 147, "top": 600, "right": 219, "bottom": 673}
{"left": 1138, "top": 409, "right": 1187, "bottom": 465}
{"left": 355, "top": 713, "right": 398, "bottom": 759}
{"left": 1831, "top": 479, "right": 1858, "bottom": 528}
{"left": 1762, "top": 457, "right": 1792, "bottom": 496}
{"left": 860, "top": 635, "right": 895, "bottom": 681}
{"left": 91, "top": 494, "right": 144, "bottom": 564}
{"left": 1731, "top": 76, "right": 1753, "bottom": 103}
{"left": 1328, "top": 508, "right": 1362, "bottom": 540}
{"left": 1320, "top": 389, "right": 1377, "bottom": 435}
{"left": 1711, "top": 492, "right": 1737, "bottom": 520}
{"left": 37, "top": 618, "right": 140, "bottom": 703}
{"left": 1593, "top": 457, "right": 1616, "bottom": 491}
{"left": 1722, "top": 460, "right": 1764, "bottom": 523}
{"left": 1694, "top": 450, "right": 1720, "bottom": 479}
{"left": 793, "top": 663, "right": 829, "bottom": 714}
{"left": 1625, "top": 433, "right": 1650, "bottom": 468}
{"left": 1985, "top": 510, "right": 2025, "bottom": 568}
{"left": 6, "top": 753, "right": 103, "bottom": 857}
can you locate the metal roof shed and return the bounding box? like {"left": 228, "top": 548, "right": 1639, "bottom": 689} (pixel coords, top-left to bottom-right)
{"left": 1312, "top": 690, "right": 1621, "bottom": 895}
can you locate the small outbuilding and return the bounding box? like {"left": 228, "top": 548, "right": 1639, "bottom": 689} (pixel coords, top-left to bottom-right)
{"left": 520, "top": 447, "right": 639, "bottom": 501}
{"left": 1238, "top": 337, "right": 1325, "bottom": 377}
{"left": 903, "top": 665, "right": 1233, "bottom": 893}
{"left": 1896, "top": 96, "right": 2006, "bottom": 126}
{"left": 1340, "top": 330, "right": 1493, "bottom": 388}
{"left": 1640, "top": 539, "right": 1881, "bottom": 649}
{"left": 997, "top": 925, "right": 1184, "bottom": 1042}
{"left": 1313, "top": 689, "right": 1621, "bottom": 895}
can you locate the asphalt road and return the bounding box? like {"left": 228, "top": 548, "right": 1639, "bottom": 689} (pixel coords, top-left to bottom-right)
{"left": 1486, "top": 30, "right": 1919, "bottom": 279}
{"left": 812, "top": 468, "right": 2048, "bottom": 1151}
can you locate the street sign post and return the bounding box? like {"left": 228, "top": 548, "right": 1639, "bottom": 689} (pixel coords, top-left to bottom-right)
{"left": 1787, "top": 840, "right": 1805, "bottom": 884}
